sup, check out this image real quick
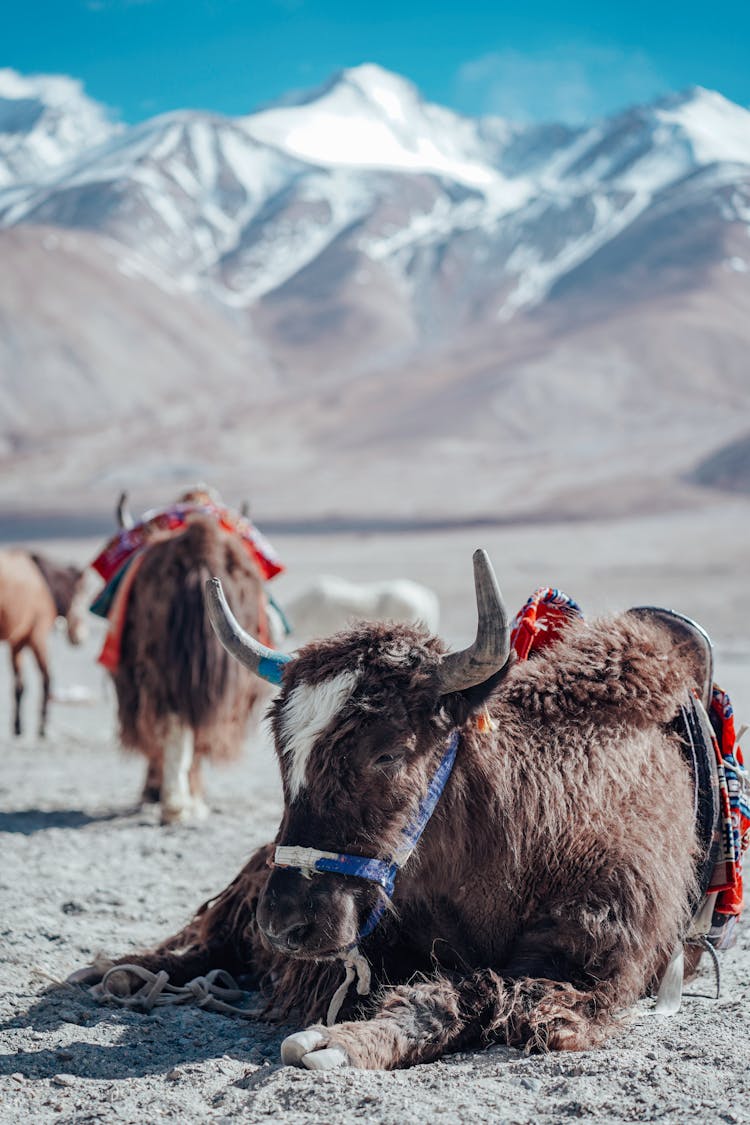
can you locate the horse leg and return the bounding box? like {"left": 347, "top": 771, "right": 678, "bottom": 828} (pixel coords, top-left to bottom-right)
{"left": 29, "top": 634, "right": 51, "bottom": 739}
{"left": 10, "top": 645, "right": 23, "bottom": 736}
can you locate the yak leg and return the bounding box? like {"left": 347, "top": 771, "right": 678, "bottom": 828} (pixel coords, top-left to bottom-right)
{"left": 282, "top": 907, "right": 646, "bottom": 1070}
{"left": 10, "top": 645, "right": 23, "bottom": 736}
{"left": 188, "top": 755, "right": 208, "bottom": 820}
{"left": 160, "top": 720, "right": 209, "bottom": 823}
{"left": 161, "top": 720, "right": 204, "bottom": 823}
{"left": 140, "top": 758, "right": 163, "bottom": 804}
{"left": 282, "top": 967, "right": 619, "bottom": 1071}
{"left": 28, "top": 634, "right": 51, "bottom": 738}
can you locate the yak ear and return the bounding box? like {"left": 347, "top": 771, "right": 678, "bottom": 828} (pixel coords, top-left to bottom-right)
{"left": 439, "top": 658, "right": 515, "bottom": 726}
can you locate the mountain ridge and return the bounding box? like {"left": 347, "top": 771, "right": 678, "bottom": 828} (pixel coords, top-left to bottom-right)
{"left": 0, "top": 65, "right": 749, "bottom": 518}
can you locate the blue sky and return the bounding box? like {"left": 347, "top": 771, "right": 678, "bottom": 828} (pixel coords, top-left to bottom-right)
{"left": 6, "top": 0, "right": 750, "bottom": 124}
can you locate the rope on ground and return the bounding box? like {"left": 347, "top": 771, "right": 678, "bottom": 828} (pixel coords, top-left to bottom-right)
{"left": 86, "top": 964, "right": 264, "bottom": 1019}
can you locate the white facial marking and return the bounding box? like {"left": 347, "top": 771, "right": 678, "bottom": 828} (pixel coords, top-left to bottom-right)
{"left": 281, "top": 670, "right": 359, "bottom": 799}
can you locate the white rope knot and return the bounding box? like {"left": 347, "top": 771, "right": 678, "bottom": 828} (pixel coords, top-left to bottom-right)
{"left": 326, "top": 948, "right": 372, "bottom": 1026}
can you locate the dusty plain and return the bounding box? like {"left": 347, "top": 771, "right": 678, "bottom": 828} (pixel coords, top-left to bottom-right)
{"left": 1, "top": 499, "right": 749, "bottom": 1124}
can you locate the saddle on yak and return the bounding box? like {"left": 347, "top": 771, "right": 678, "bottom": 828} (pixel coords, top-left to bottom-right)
{"left": 512, "top": 589, "right": 749, "bottom": 1015}
{"left": 89, "top": 500, "right": 286, "bottom": 672}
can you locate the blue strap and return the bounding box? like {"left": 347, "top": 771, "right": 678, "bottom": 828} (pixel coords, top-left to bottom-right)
{"left": 395, "top": 729, "right": 459, "bottom": 864}
{"left": 312, "top": 855, "right": 397, "bottom": 894}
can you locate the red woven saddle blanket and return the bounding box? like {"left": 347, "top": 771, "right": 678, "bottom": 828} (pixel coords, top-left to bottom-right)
{"left": 91, "top": 501, "right": 284, "bottom": 585}
{"left": 90, "top": 502, "right": 283, "bottom": 671}
{"left": 511, "top": 587, "right": 749, "bottom": 950}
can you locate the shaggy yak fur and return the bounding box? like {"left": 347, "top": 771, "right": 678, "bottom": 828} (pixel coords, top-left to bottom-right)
{"left": 112, "top": 518, "right": 268, "bottom": 814}
{"left": 95, "top": 612, "right": 703, "bottom": 1069}
{"left": 0, "top": 549, "right": 86, "bottom": 737}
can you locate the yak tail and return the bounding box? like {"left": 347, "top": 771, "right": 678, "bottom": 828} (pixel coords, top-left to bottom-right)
{"left": 164, "top": 560, "right": 240, "bottom": 731}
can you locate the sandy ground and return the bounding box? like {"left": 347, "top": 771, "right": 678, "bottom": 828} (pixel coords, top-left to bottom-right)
{"left": 1, "top": 500, "right": 750, "bottom": 1124}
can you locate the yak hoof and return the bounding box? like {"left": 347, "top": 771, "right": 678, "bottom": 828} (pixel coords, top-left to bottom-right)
{"left": 281, "top": 1029, "right": 327, "bottom": 1065}
{"left": 281, "top": 1028, "right": 350, "bottom": 1069}
{"left": 191, "top": 796, "right": 209, "bottom": 821}
{"left": 160, "top": 805, "right": 191, "bottom": 825}
{"left": 160, "top": 797, "right": 209, "bottom": 825}
{"left": 302, "top": 1047, "right": 350, "bottom": 1071}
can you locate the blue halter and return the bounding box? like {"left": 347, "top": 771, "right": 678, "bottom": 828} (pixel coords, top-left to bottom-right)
{"left": 273, "top": 730, "right": 460, "bottom": 945}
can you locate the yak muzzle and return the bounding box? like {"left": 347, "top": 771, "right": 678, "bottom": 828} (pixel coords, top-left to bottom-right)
{"left": 257, "top": 866, "right": 360, "bottom": 960}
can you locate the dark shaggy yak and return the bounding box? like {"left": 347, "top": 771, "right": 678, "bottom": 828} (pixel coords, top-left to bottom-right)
{"left": 0, "top": 549, "right": 87, "bottom": 736}
{"left": 111, "top": 516, "right": 269, "bottom": 823}
{"left": 84, "top": 550, "right": 714, "bottom": 1069}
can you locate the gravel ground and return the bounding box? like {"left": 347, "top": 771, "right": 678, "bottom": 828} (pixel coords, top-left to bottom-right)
{"left": 1, "top": 506, "right": 749, "bottom": 1124}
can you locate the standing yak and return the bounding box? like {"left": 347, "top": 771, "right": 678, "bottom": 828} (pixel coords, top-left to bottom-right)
{"left": 95, "top": 488, "right": 280, "bottom": 822}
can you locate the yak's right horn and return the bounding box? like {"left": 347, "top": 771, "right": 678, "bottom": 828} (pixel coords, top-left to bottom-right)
{"left": 205, "top": 578, "right": 291, "bottom": 685}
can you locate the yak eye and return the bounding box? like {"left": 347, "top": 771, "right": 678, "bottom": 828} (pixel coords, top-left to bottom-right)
{"left": 374, "top": 752, "right": 402, "bottom": 769}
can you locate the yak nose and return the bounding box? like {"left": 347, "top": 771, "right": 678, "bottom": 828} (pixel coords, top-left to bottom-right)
{"left": 261, "top": 915, "right": 313, "bottom": 952}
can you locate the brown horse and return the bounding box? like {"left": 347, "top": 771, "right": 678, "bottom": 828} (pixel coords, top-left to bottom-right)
{"left": 0, "top": 549, "right": 88, "bottom": 737}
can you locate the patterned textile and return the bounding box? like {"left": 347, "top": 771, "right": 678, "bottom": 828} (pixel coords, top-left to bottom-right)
{"left": 95, "top": 552, "right": 148, "bottom": 672}
{"left": 91, "top": 501, "right": 284, "bottom": 584}
{"left": 510, "top": 586, "right": 583, "bottom": 660}
{"left": 707, "top": 686, "right": 750, "bottom": 949}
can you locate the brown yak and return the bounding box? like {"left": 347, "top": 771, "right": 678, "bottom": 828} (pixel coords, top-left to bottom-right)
{"left": 107, "top": 507, "right": 271, "bottom": 823}
{"left": 80, "top": 550, "right": 719, "bottom": 1069}
{"left": 0, "top": 549, "right": 87, "bottom": 737}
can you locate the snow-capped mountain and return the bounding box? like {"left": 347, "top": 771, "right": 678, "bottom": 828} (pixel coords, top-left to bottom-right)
{"left": 0, "top": 69, "right": 119, "bottom": 189}
{"left": 1, "top": 65, "right": 749, "bottom": 520}
{"left": 2, "top": 65, "right": 749, "bottom": 324}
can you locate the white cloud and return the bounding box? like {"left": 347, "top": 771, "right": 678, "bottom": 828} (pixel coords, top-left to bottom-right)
{"left": 456, "top": 43, "right": 668, "bottom": 124}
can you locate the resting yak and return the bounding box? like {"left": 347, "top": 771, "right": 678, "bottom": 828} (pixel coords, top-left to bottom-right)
{"left": 81, "top": 550, "right": 723, "bottom": 1069}
{"left": 104, "top": 495, "right": 273, "bottom": 823}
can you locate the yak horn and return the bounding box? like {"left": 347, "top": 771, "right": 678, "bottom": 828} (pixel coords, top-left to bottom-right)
{"left": 116, "top": 492, "right": 134, "bottom": 530}
{"left": 437, "top": 549, "right": 511, "bottom": 695}
{"left": 205, "top": 578, "right": 291, "bottom": 685}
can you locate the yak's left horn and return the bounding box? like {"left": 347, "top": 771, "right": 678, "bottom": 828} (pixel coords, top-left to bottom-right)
{"left": 116, "top": 491, "right": 134, "bottom": 530}
{"left": 436, "top": 549, "right": 511, "bottom": 695}
{"left": 205, "top": 578, "right": 291, "bottom": 685}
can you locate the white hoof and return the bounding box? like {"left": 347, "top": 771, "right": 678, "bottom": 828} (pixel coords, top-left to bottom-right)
{"left": 281, "top": 1029, "right": 327, "bottom": 1066}
{"left": 160, "top": 804, "right": 191, "bottom": 825}
{"left": 191, "top": 796, "right": 209, "bottom": 821}
{"left": 302, "top": 1046, "right": 350, "bottom": 1071}
{"left": 160, "top": 796, "right": 208, "bottom": 825}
